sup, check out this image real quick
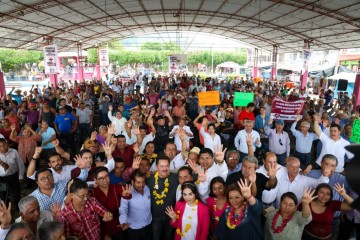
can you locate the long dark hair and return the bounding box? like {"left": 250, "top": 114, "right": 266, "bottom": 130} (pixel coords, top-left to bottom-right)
{"left": 280, "top": 192, "right": 298, "bottom": 206}
{"left": 209, "top": 177, "right": 226, "bottom": 198}
{"left": 314, "top": 183, "right": 333, "bottom": 205}
{"left": 180, "top": 181, "right": 202, "bottom": 203}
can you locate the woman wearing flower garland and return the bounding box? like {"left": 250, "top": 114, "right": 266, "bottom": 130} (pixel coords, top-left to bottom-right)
{"left": 215, "top": 180, "right": 263, "bottom": 240}
{"left": 264, "top": 188, "right": 315, "bottom": 240}
{"left": 206, "top": 176, "right": 228, "bottom": 229}
{"left": 146, "top": 156, "right": 178, "bottom": 240}
{"left": 165, "top": 181, "right": 210, "bottom": 240}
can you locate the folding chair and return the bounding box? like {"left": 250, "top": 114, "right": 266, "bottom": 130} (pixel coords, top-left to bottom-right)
{"left": 0, "top": 182, "right": 9, "bottom": 204}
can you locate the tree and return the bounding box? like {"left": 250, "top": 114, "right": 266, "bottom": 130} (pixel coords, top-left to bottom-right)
{"left": 0, "top": 48, "right": 43, "bottom": 72}
{"left": 140, "top": 42, "right": 181, "bottom": 52}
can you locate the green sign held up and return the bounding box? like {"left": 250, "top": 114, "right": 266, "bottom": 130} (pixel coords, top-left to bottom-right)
{"left": 350, "top": 119, "right": 360, "bottom": 144}
{"left": 233, "top": 92, "right": 254, "bottom": 107}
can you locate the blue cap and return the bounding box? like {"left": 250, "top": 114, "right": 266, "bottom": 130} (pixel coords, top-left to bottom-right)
{"left": 276, "top": 119, "right": 284, "bottom": 125}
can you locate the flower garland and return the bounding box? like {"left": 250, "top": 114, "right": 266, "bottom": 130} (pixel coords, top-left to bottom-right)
{"left": 213, "top": 198, "right": 220, "bottom": 221}
{"left": 271, "top": 211, "right": 292, "bottom": 234}
{"left": 176, "top": 200, "right": 198, "bottom": 237}
{"left": 152, "top": 172, "right": 169, "bottom": 205}
{"left": 176, "top": 223, "right": 191, "bottom": 237}
{"left": 226, "top": 205, "right": 247, "bottom": 229}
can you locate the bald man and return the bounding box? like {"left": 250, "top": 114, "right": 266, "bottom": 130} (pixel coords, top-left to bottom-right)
{"left": 256, "top": 152, "right": 287, "bottom": 179}
{"left": 262, "top": 157, "right": 331, "bottom": 208}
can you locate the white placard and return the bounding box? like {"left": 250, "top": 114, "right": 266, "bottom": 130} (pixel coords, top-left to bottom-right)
{"left": 43, "top": 45, "right": 59, "bottom": 74}
{"left": 99, "top": 48, "right": 109, "bottom": 67}
{"left": 169, "top": 55, "right": 178, "bottom": 73}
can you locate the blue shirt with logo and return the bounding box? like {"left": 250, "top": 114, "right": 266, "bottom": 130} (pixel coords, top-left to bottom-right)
{"left": 54, "top": 112, "right": 76, "bottom": 133}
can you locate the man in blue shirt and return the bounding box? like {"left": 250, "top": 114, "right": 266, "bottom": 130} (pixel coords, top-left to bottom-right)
{"left": 8, "top": 87, "right": 23, "bottom": 104}
{"left": 120, "top": 170, "right": 152, "bottom": 240}
{"left": 109, "top": 159, "right": 126, "bottom": 185}
{"left": 54, "top": 106, "right": 77, "bottom": 154}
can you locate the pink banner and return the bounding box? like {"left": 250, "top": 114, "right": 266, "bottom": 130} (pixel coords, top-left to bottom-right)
{"left": 271, "top": 97, "right": 305, "bottom": 121}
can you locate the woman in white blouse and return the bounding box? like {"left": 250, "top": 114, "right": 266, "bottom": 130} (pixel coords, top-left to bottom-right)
{"left": 200, "top": 123, "right": 222, "bottom": 153}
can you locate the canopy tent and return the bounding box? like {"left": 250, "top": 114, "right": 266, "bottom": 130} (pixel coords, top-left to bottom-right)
{"left": 0, "top": 0, "right": 359, "bottom": 53}
{"left": 308, "top": 67, "right": 335, "bottom": 80}
{"left": 328, "top": 72, "right": 357, "bottom": 82}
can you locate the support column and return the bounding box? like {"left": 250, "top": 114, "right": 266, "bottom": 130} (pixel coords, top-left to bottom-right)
{"left": 95, "top": 47, "right": 101, "bottom": 81}
{"left": 95, "top": 65, "right": 101, "bottom": 81}
{"left": 77, "top": 43, "right": 84, "bottom": 82}
{"left": 271, "top": 45, "right": 278, "bottom": 81}
{"left": 300, "top": 40, "right": 311, "bottom": 89}
{"left": 0, "top": 71, "right": 5, "bottom": 98}
{"left": 50, "top": 73, "right": 58, "bottom": 89}
{"left": 253, "top": 48, "right": 259, "bottom": 79}
{"left": 353, "top": 74, "right": 360, "bottom": 107}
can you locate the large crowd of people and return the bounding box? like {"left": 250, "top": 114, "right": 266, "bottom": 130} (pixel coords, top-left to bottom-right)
{"left": 0, "top": 74, "right": 358, "bottom": 240}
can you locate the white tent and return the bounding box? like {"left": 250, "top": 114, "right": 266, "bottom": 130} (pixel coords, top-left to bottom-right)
{"left": 217, "top": 62, "right": 241, "bottom": 69}
{"left": 328, "top": 72, "right": 357, "bottom": 82}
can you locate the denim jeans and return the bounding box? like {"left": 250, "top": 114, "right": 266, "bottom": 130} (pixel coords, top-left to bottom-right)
{"left": 78, "top": 123, "right": 91, "bottom": 144}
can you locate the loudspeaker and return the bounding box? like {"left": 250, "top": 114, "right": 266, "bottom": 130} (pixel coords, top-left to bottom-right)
{"left": 337, "top": 79, "right": 348, "bottom": 91}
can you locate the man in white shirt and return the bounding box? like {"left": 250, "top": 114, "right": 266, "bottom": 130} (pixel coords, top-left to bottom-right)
{"left": 169, "top": 118, "right": 193, "bottom": 151}
{"left": 136, "top": 126, "right": 155, "bottom": 155}
{"left": 234, "top": 120, "right": 261, "bottom": 162}
{"left": 76, "top": 101, "right": 93, "bottom": 145}
{"left": 303, "top": 114, "right": 352, "bottom": 174}
{"left": 0, "top": 138, "right": 25, "bottom": 206}
{"left": 108, "top": 105, "right": 127, "bottom": 136}
{"left": 176, "top": 166, "right": 194, "bottom": 201}
{"left": 256, "top": 152, "right": 287, "bottom": 179}
{"left": 150, "top": 138, "right": 187, "bottom": 172}
{"left": 198, "top": 82, "right": 207, "bottom": 92}
{"left": 262, "top": 157, "right": 331, "bottom": 208}
{"left": 26, "top": 146, "right": 87, "bottom": 183}
{"left": 191, "top": 147, "right": 228, "bottom": 199}
{"left": 188, "top": 81, "right": 198, "bottom": 93}
{"left": 112, "top": 81, "right": 121, "bottom": 93}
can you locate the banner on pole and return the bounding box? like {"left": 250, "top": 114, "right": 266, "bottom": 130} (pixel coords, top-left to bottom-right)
{"left": 233, "top": 92, "right": 254, "bottom": 106}
{"left": 350, "top": 119, "right": 360, "bottom": 143}
{"left": 198, "top": 91, "right": 220, "bottom": 106}
{"left": 43, "top": 45, "right": 59, "bottom": 74}
{"left": 270, "top": 97, "right": 305, "bottom": 121}
{"left": 99, "top": 48, "right": 109, "bottom": 67}
{"left": 169, "top": 55, "right": 178, "bottom": 74}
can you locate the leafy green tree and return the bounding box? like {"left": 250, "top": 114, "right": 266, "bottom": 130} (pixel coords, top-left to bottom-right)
{"left": 0, "top": 48, "right": 43, "bottom": 72}
{"left": 140, "top": 42, "right": 181, "bottom": 52}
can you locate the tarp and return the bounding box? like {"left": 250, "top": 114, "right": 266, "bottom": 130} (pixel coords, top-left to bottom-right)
{"left": 308, "top": 67, "right": 334, "bottom": 80}
{"left": 217, "top": 62, "right": 240, "bottom": 69}
{"left": 328, "top": 72, "right": 357, "bottom": 83}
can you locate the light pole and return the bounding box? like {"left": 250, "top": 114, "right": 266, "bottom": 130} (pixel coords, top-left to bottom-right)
{"left": 211, "top": 46, "right": 214, "bottom": 74}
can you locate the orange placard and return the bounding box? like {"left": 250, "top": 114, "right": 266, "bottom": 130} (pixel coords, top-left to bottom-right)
{"left": 198, "top": 91, "right": 221, "bottom": 106}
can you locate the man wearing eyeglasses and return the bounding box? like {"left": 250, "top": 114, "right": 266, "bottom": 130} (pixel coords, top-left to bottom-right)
{"left": 56, "top": 179, "right": 113, "bottom": 240}
{"left": 29, "top": 168, "right": 70, "bottom": 211}
{"left": 265, "top": 118, "right": 290, "bottom": 166}
{"left": 225, "top": 150, "right": 242, "bottom": 176}
{"left": 91, "top": 166, "right": 133, "bottom": 240}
